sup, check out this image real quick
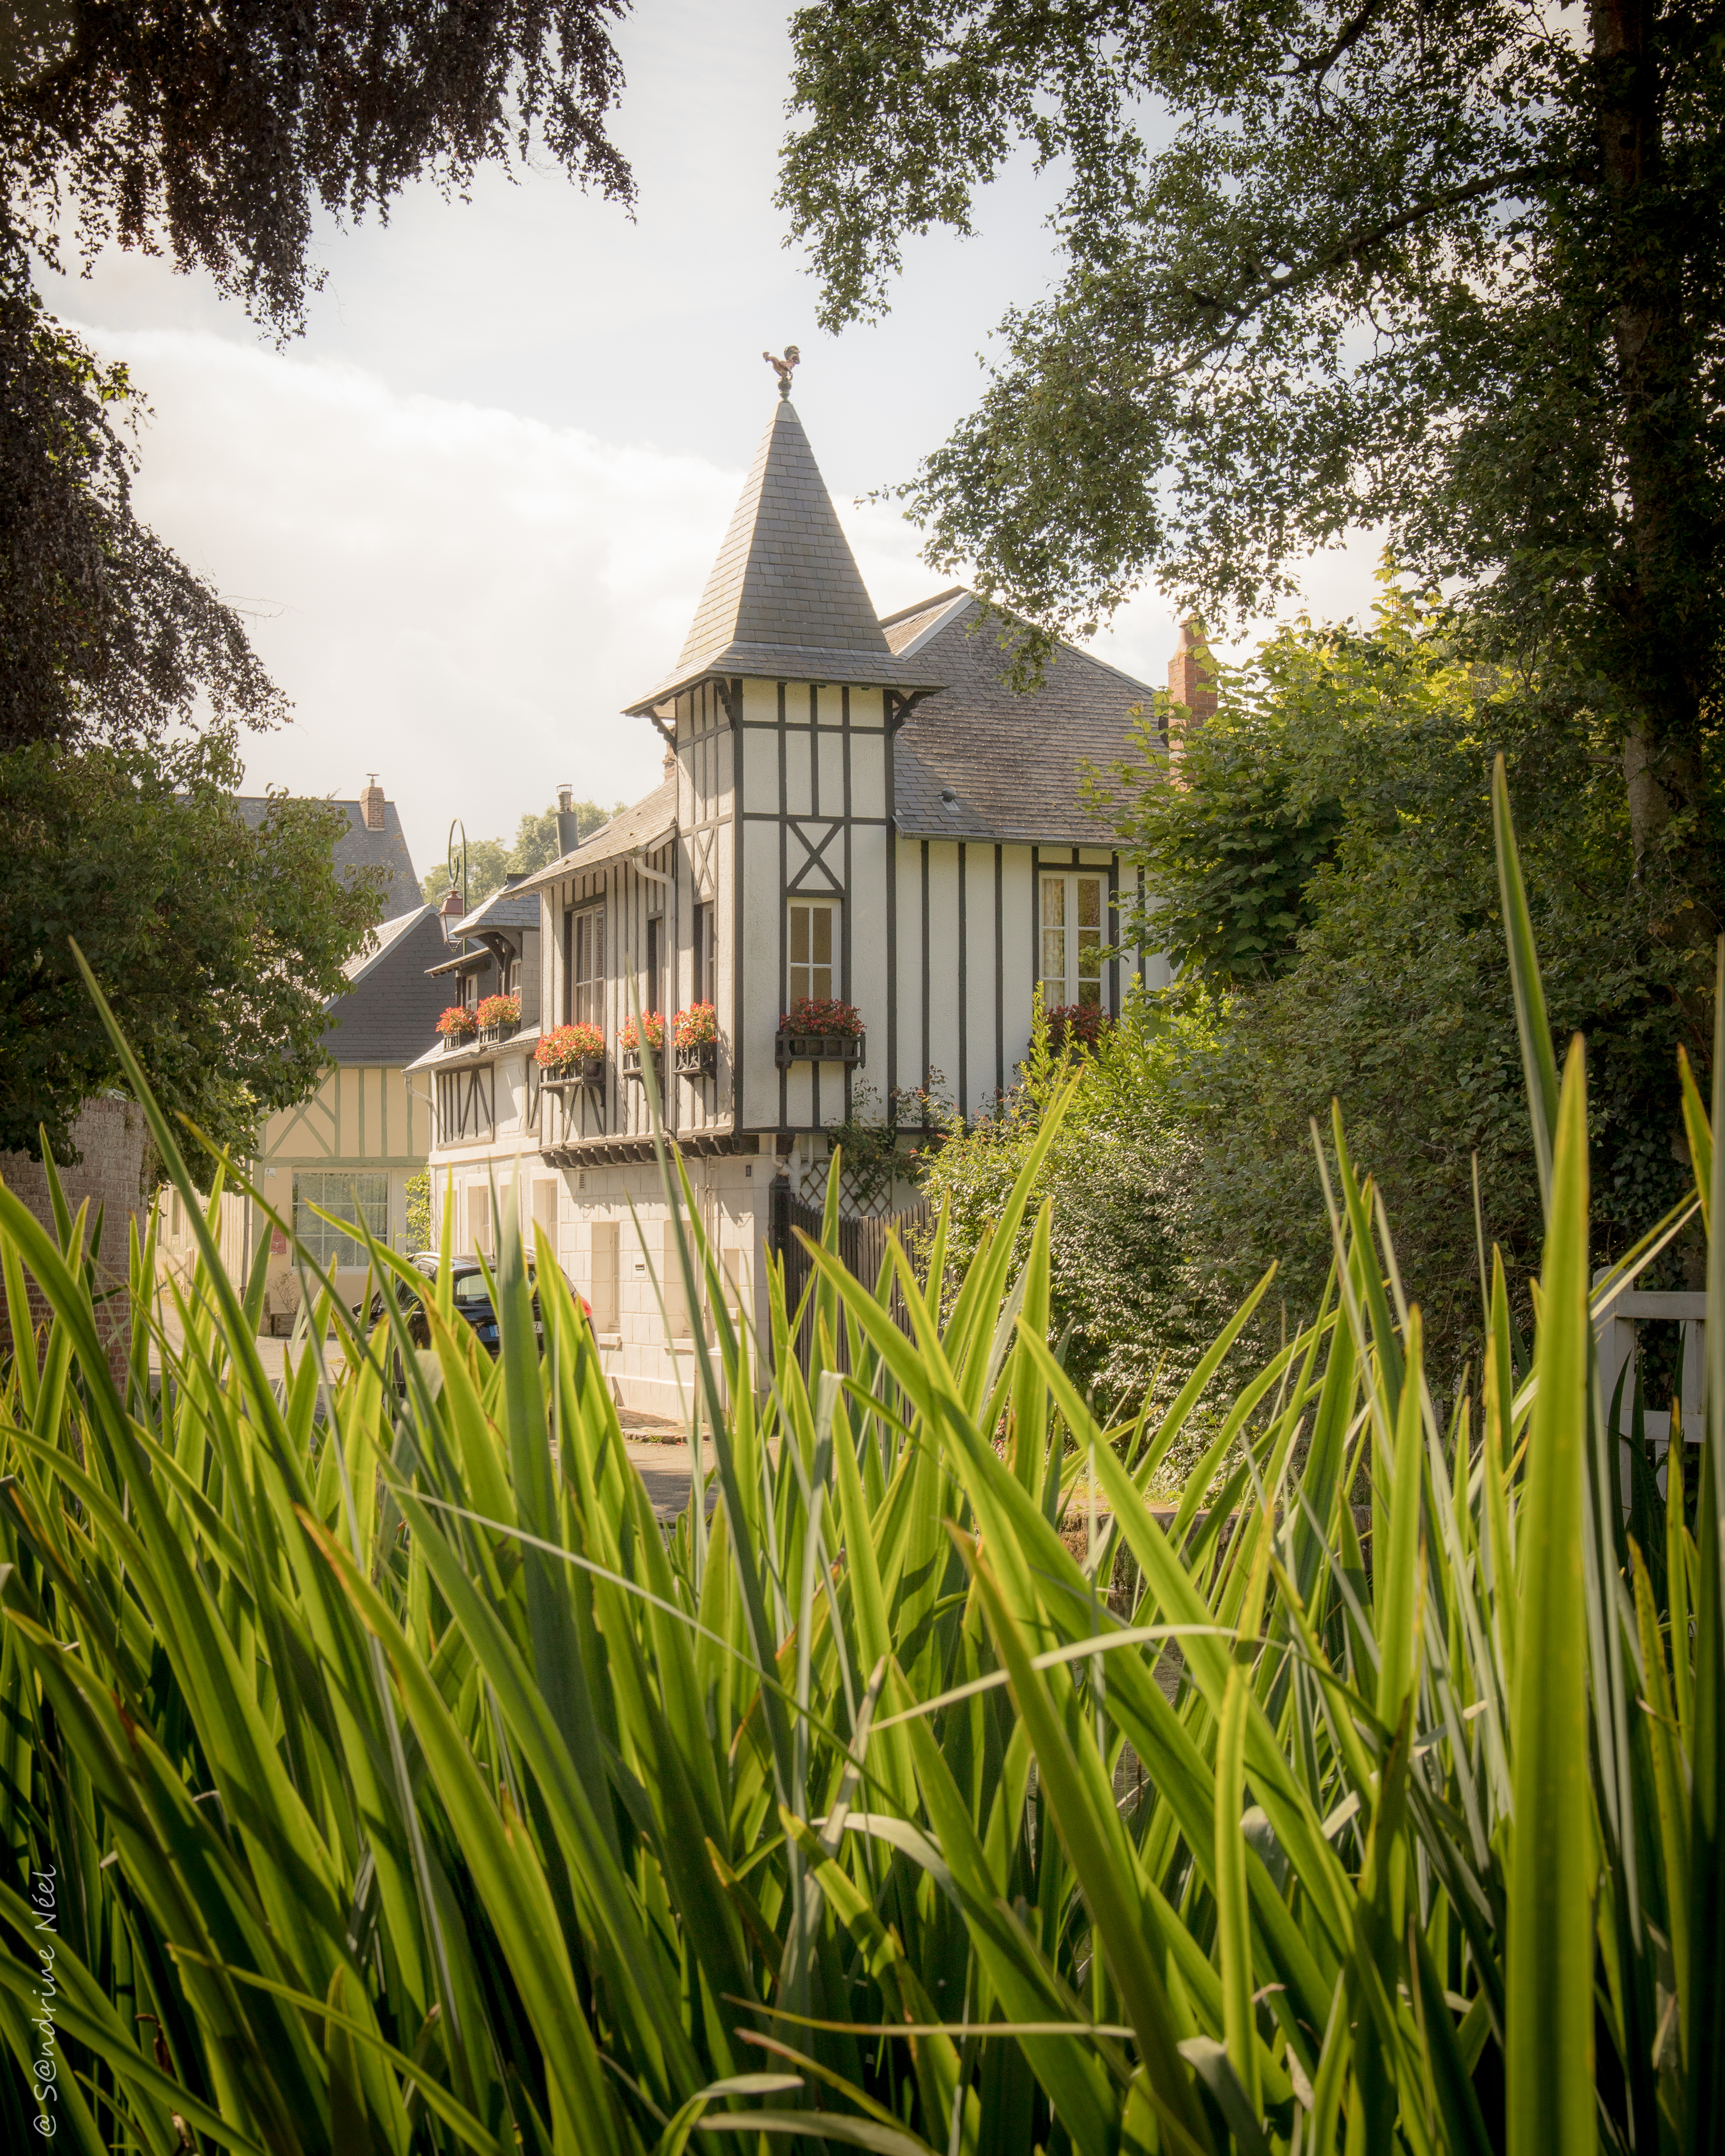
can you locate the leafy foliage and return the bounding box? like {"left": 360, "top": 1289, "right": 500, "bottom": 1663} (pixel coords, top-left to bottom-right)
{"left": 0, "top": 836, "right": 1715, "bottom": 2151}
{"left": 1089, "top": 594, "right": 1709, "bottom": 1376}
{"left": 823, "top": 1072, "right": 957, "bottom": 1211}
{"left": 404, "top": 1168, "right": 431, "bottom": 1252}
{"left": 780, "top": 1, "right": 1725, "bottom": 875}
{"left": 4, "top": 0, "right": 634, "bottom": 331}
{"left": 918, "top": 994, "right": 1241, "bottom": 1434}
{"left": 0, "top": 248, "right": 285, "bottom": 757}
{"left": 2, "top": 6, "right": 636, "bottom": 1152}
{"left": 0, "top": 736, "right": 382, "bottom": 1164}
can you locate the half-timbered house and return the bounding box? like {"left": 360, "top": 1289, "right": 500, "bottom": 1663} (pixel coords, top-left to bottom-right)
{"left": 156, "top": 777, "right": 444, "bottom": 1327}
{"left": 411, "top": 387, "right": 1183, "bottom": 1416}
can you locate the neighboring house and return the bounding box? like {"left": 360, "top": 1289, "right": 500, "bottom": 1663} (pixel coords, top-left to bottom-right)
{"left": 155, "top": 778, "right": 445, "bottom": 1326}
{"left": 233, "top": 775, "right": 422, "bottom": 918}
{"left": 424, "top": 875, "right": 543, "bottom": 1035}
{"left": 412, "top": 389, "right": 1179, "bottom": 1416}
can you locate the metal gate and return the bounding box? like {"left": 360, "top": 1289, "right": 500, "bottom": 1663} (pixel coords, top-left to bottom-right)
{"left": 767, "top": 1184, "right": 931, "bottom": 1375}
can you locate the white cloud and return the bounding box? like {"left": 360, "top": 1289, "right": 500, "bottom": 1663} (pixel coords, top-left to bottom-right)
{"left": 82, "top": 321, "right": 1387, "bottom": 888}
{"left": 87, "top": 324, "right": 746, "bottom": 873}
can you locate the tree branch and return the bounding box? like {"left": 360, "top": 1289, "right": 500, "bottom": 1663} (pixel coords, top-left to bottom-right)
{"left": 1158, "top": 159, "right": 1571, "bottom": 369}
{"left": 1289, "top": 0, "right": 1396, "bottom": 83}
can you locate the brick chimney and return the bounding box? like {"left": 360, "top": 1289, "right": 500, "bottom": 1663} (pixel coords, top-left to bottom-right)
{"left": 360, "top": 773, "right": 386, "bottom": 831}
{"left": 1166, "top": 619, "right": 1217, "bottom": 744}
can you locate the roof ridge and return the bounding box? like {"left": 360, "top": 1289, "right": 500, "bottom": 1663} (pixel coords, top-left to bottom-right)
{"left": 876, "top": 585, "right": 972, "bottom": 628}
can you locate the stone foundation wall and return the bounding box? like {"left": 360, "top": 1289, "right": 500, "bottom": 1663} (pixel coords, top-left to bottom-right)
{"left": 0, "top": 1097, "right": 149, "bottom": 1377}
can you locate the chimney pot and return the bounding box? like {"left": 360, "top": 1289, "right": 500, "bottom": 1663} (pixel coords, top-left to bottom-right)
{"left": 557, "top": 784, "right": 573, "bottom": 813}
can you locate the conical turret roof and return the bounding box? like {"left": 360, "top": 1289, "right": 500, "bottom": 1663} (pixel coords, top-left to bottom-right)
{"left": 624, "top": 399, "right": 942, "bottom": 712}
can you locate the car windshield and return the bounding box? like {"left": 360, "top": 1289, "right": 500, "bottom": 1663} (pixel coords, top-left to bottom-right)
{"left": 450, "top": 1267, "right": 535, "bottom": 1307}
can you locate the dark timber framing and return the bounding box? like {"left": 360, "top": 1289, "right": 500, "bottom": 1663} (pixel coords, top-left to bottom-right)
{"left": 885, "top": 708, "right": 898, "bottom": 1103}
{"left": 777, "top": 680, "right": 789, "bottom": 1131}
{"left": 957, "top": 841, "right": 968, "bottom": 1117}
{"left": 841, "top": 684, "right": 853, "bottom": 1121}
{"left": 1030, "top": 845, "right": 1041, "bottom": 1009}
{"left": 920, "top": 840, "right": 931, "bottom": 1091}
{"left": 731, "top": 678, "right": 745, "bottom": 1128}
{"left": 994, "top": 844, "right": 1004, "bottom": 1103}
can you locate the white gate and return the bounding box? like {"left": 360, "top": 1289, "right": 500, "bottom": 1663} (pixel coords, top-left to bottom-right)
{"left": 1592, "top": 1274, "right": 1704, "bottom": 1463}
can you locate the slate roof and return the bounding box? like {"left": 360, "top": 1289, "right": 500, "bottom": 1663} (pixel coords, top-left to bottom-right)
{"left": 625, "top": 401, "right": 942, "bottom": 712}
{"left": 452, "top": 875, "right": 540, "bottom": 937}
{"left": 883, "top": 593, "right": 1152, "bottom": 844}
{"left": 233, "top": 791, "right": 421, "bottom": 918}
{"left": 342, "top": 905, "right": 427, "bottom": 984}
{"left": 320, "top": 905, "right": 452, "bottom": 1066}
{"left": 513, "top": 777, "right": 679, "bottom": 896}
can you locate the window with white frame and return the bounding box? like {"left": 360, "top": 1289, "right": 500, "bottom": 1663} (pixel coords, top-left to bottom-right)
{"left": 294, "top": 1172, "right": 389, "bottom": 1267}
{"left": 567, "top": 905, "right": 604, "bottom": 1028}
{"left": 1039, "top": 873, "right": 1107, "bottom": 1010}
{"left": 788, "top": 899, "right": 838, "bottom": 1004}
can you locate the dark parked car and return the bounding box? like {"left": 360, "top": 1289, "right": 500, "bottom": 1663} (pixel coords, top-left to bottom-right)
{"left": 359, "top": 1255, "right": 588, "bottom": 1361}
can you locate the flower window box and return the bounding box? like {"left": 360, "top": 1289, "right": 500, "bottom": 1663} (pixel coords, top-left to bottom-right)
{"left": 475, "top": 992, "right": 521, "bottom": 1045}
{"left": 542, "top": 1057, "right": 605, "bottom": 1090}
{"left": 436, "top": 1005, "right": 478, "bottom": 1049}
{"left": 619, "top": 1013, "right": 666, "bottom": 1085}
{"left": 535, "top": 1025, "right": 605, "bottom": 1087}
{"left": 672, "top": 1002, "right": 719, "bottom": 1079}
{"left": 775, "top": 1032, "right": 866, "bottom": 1069}
{"left": 775, "top": 998, "right": 865, "bottom": 1068}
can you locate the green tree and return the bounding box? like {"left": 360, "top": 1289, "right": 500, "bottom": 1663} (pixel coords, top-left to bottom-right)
{"left": 1, "top": 2, "right": 635, "bottom": 1158}
{"left": 1099, "top": 592, "right": 1704, "bottom": 1373}
{"left": 917, "top": 998, "right": 1242, "bottom": 1436}
{"left": 421, "top": 797, "right": 630, "bottom": 908}
{"left": 1, "top": 735, "right": 382, "bottom": 1164}
{"left": 781, "top": 2, "right": 1725, "bottom": 892}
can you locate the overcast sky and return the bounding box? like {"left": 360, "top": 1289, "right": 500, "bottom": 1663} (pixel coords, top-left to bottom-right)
{"left": 41, "top": 0, "right": 1380, "bottom": 892}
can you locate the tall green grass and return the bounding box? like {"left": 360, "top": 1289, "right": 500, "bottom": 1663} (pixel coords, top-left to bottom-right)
{"left": 0, "top": 763, "right": 1716, "bottom": 2154}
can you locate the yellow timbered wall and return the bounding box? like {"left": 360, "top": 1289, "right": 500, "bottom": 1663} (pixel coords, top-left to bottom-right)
{"left": 260, "top": 1065, "right": 431, "bottom": 1167}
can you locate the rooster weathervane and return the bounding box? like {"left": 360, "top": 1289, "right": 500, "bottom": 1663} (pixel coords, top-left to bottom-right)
{"left": 763, "top": 344, "right": 800, "bottom": 398}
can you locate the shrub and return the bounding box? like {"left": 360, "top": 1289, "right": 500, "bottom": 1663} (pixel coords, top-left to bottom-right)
{"left": 1043, "top": 1000, "right": 1111, "bottom": 1053}
{"left": 404, "top": 1167, "right": 431, "bottom": 1250}
{"left": 535, "top": 1021, "right": 604, "bottom": 1067}
{"left": 921, "top": 984, "right": 1242, "bottom": 1437}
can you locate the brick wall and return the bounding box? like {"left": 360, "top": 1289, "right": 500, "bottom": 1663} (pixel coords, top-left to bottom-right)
{"left": 0, "top": 1097, "right": 149, "bottom": 1378}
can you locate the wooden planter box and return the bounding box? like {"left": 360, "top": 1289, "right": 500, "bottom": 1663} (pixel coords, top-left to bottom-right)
{"left": 674, "top": 1041, "right": 718, "bottom": 1079}
{"left": 775, "top": 1032, "right": 865, "bottom": 1069}
{"left": 541, "top": 1055, "right": 605, "bottom": 1090}
{"left": 620, "top": 1046, "right": 664, "bottom": 1085}
{"left": 441, "top": 1030, "right": 478, "bottom": 1054}
{"left": 478, "top": 1020, "right": 519, "bottom": 1047}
